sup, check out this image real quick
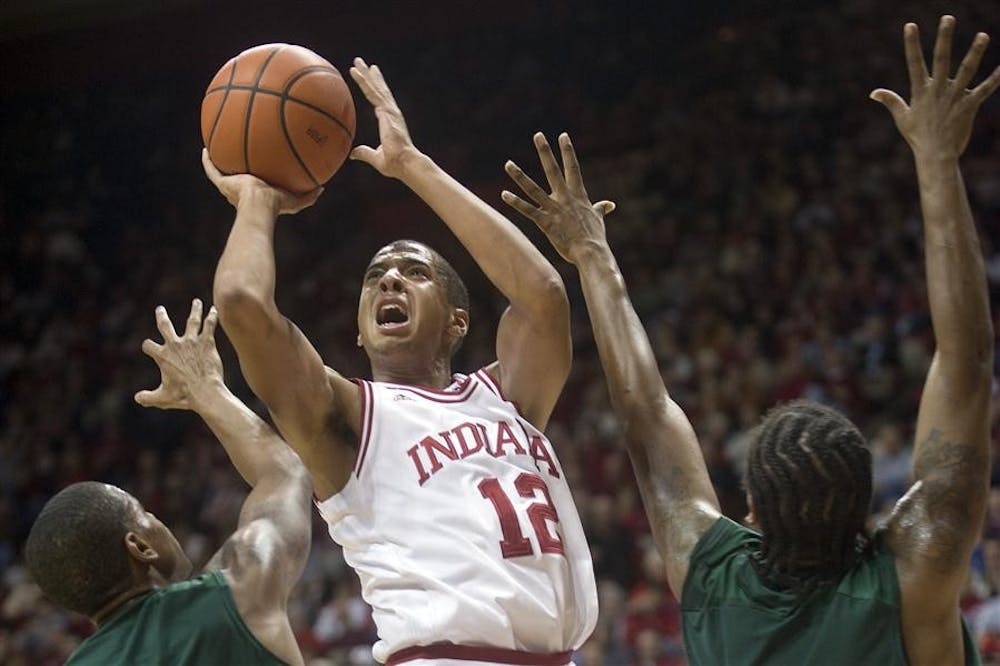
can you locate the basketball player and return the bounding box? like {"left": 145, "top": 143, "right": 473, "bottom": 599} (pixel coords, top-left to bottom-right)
{"left": 503, "top": 16, "right": 999, "bottom": 666}
{"left": 204, "top": 58, "right": 597, "bottom": 664}
{"left": 25, "top": 300, "right": 312, "bottom": 665}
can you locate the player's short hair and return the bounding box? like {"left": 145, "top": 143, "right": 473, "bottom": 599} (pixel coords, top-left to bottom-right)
{"left": 25, "top": 482, "right": 137, "bottom": 617}
{"left": 377, "top": 240, "right": 470, "bottom": 355}
{"left": 744, "top": 400, "right": 873, "bottom": 592}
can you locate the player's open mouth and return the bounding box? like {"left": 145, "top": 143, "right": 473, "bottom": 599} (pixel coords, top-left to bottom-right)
{"left": 376, "top": 303, "right": 410, "bottom": 330}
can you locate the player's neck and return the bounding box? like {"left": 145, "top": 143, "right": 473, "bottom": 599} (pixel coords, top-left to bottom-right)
{"left": 371, "top": 356, "right": 453, "bottom": 388}
{"left": 90, "top": 584, "right": 154, "bottom": 628}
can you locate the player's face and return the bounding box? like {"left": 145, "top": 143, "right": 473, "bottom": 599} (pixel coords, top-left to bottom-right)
{"left": 358, "top": 243, "right": 456, "bottom": 360}
{"left": 126, "top": 495, "right": 193, "bottom": 584}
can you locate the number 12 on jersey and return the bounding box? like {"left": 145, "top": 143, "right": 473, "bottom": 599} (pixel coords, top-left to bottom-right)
{"left": 478, "top": 472, "right": 565, "bottom": 558}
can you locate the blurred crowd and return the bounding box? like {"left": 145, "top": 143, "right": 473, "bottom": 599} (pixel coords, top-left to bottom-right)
{"left": 3, "top": 1, "right": 1000, "bottom": 664}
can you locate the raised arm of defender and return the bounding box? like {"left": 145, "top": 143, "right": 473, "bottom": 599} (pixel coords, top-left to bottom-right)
{"left": 872, "top": 16, "right": 1000, "bottom": 666}
{"left": 135, "top": 300, "right": 311, "bottom": 666}
{"left": 349, "top": 59, "right": 572, "bottom": 429}
{"left": 504, "top": 134, "right": 720, "bottom": 595}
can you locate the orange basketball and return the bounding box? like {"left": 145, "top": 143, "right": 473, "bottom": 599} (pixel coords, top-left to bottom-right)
{"left": 201, "top": 44, "right": 356, "bottom": 194}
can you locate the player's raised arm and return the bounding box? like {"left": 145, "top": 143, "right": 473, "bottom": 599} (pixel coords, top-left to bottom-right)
{"left": 204, "top": 153, "right": 358, "bottom": 500}
{"left": 872, "top": 16, "right": 1000, "bottom": 665}
{"left": 135, "top": 300, "right": 311, "bottom": 666}
{"left": 349, "top": 59, "right": 570, "bottom": 429}
{"left": 504, "top": 133, "right": 721, "bottom": 595}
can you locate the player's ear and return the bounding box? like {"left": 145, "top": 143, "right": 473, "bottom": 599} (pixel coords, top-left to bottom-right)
{"left": 124, "top": 532, "right": 159, "bottom": 565}
{"left": 448, "top": 308, "right": 469, "bottom": 341}
{"left": 357, "top": 333, "right": 363, "bottom": 348}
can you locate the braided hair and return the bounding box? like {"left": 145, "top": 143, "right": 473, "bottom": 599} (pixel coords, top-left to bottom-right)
{"left": 745, "top": 400, "right": 873, "bottom": 592}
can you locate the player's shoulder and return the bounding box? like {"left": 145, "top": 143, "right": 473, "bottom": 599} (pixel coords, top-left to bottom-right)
{"left": 688, "top": 515, "right": 755, "bottom": 568}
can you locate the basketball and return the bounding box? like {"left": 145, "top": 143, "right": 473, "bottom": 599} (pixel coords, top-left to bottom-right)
{"left": 201, "top": 44, "right": 356, "bottom": 194}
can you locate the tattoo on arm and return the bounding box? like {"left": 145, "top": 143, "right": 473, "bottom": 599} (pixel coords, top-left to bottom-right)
{"left": 908, "top": 427, "right": 989, "bottom": 570}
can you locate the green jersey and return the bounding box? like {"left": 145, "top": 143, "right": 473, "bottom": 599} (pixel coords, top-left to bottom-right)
{"left": 67, "top": 570, "right": 287, "bottom": 665}
{"left": 681, "top": 517, "right": 980, "bottom": 666}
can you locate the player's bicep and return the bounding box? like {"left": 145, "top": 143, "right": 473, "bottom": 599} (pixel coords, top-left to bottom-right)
{"left": 907, "top": 357, "right": 990, "bottom": 559}
{"left": 887, "top": 356, "right": 991, "bottom": 612}
{"left": 214, "top": 468, "right": 313, "bottom": 608}
{"left": 884, "top": 481, "right": 973, "bottom": 666}
{"left": 493, "top": 300, "right": 572, "bottom": 429}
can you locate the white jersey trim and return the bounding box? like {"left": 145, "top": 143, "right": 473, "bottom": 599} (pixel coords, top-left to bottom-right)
{"left": 354, "top": 379, "right": 375, "bottom": 477}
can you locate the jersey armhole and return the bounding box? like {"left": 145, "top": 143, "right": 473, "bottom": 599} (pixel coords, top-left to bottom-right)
{"left": 352, "top": 378, "right": 375, "bottom": 478}
{"left": 212, "top": 570, "right": 291, "bottom": 665}
{"left": 681, "top": 516, "right": 744, "bottom": 604}
{"left": 314, "top": 380, "right": 371, "bottom": 517}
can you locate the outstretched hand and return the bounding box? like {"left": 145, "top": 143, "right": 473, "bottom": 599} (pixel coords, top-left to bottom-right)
{"left": 870, "top": 15, "right": 1000, "bottom": 159}
{"left": 135, "top": 299, "right": 225, "bottom": 411}
{"left": 349, "top": 57, "right": 421, "bottom": 179}
{"left": 201, "top": 149, "right": 322, "bottom": 215}
{"left": 502, "top": 132, "right": 615, "bottom": 264}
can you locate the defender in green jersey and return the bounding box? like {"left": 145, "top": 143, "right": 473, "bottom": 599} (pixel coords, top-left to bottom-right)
{"left": 25, "top": 300, "right": 312, "bottom": 665}
{"left": 502, "top": 15, "right": 999, "bottom": 666}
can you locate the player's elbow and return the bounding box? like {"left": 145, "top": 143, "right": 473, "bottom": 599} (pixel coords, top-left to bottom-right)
{"left": 617, "top": 393, "right": 675, "bottom": 440}
{"left": 934, "top": 344, "right": 995, "bottom": 394}
{"left": 214, "top": 281, "right": 272, "bottom": 331}
{"left": 528, "top": 273, "right": 570, "bottom": 321}
{"left": 260, "top": 451, "right": 313, "bottom": 503}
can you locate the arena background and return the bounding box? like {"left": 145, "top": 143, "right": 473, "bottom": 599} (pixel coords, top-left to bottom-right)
{"left": 2, "top": 1, "right": 1000, "bottom": 663}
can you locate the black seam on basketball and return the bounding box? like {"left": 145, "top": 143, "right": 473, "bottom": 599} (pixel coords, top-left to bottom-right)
{"left": 207, "top": 82, "right": 354, "bottom": 139}
{"left": 279, "top": 93, "right": 321, "bottom": 189}
{"left": 216, "top": 87, "right": 355, "bottom": 139}
{"left": 243, "top": 45, "right": 287, "bottom": 174}
{"left": 204, "top": 66, "right": 336, "bottom": 95}
{"left": 206, "top": 58, "right": 237, "bottom": 151}
{"left": 282, "top": 66, "right": 355, "bottom": 139}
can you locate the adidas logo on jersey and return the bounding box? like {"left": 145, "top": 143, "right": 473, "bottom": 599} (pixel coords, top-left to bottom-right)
{"left": 393, "top": 393, "right": 413, "bottom": 401}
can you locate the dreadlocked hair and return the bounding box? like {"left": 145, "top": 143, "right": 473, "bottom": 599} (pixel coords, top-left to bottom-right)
{"left": 745, "top": 400, "right": 873, "bottom": 593}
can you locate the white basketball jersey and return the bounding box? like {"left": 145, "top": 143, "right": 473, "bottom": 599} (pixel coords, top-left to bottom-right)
{"left": 317, "top": 369, "right": 598, "bottom": 664}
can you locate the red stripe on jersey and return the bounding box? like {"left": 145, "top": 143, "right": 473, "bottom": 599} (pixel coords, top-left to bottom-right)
{"left": 355, "top": 380, "right": 375, "bottom": 477}
{"left": 476, "top": 368, "right": 509, "bottom": 403}
{"left": 473, "top": 369, "right": 497, "bottom": 396}
{"left": 386, "top": 643, "right": 573, "bottom": 665}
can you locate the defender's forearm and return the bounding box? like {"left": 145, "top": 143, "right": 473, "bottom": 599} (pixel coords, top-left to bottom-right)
{"left": 189, "top": 380, "right": 300, "bottom": 488}
{"left": 575, "top": 245, "right": 667, "bottom": 417}
{"left": 916, "top": 157, "right": 993, "bottom": 363}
